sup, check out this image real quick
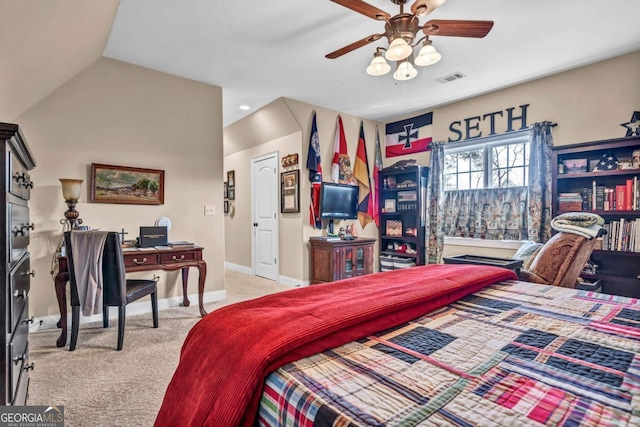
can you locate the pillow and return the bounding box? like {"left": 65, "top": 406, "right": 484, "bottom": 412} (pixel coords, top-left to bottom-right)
{"left": 512, "top": 241, "right": 543, "bottom": 262}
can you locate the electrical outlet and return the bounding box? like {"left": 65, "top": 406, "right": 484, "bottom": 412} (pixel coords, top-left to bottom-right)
{"left": 204, "top": 205, "right": 215, "bottom": 216}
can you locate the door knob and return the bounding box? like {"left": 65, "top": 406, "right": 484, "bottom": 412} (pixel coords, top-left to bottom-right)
{"left": 253, "top": 222, "right": 258, "bottom": 227}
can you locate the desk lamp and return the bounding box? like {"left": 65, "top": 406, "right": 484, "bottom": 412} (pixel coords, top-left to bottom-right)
{"left": 59, "top": 178, "right": 83, "bottom": 229}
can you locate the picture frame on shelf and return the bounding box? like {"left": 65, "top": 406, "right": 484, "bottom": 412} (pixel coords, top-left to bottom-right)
{"left": 90, "top": 163, "right": 164, "bottom": 205}
{"left": 280, "top": 170, "right": 300, "bottom": 213}
{"left": 562, "top": 158, "right": 587, "bottom": 174}
{"left": 385, "top": 219, "right": 402, "bottom": 237}
{"left": 384, "top": 199, "right": 396, "bottom": 213}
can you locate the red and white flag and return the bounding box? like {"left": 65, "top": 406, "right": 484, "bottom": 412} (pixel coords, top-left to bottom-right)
{"left": 331, "top": 116, "right": 355, "bottom": 184}
{"left": 385, "top": 112, "right": 433, "bottom": 157}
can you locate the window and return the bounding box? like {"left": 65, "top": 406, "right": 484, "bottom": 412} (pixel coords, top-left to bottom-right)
{"left": 444, "top": 132, "right": 530, "bottom": 190}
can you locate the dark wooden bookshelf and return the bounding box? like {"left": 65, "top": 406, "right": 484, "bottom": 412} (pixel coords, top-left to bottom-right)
{"left": 552, "top": 135, "right": 640, "bottom": 298}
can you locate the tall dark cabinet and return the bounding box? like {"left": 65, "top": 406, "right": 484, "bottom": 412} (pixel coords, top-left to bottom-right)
{"left": 378, "top": 165, "right": 428, "bottom": 270}
{"left": 551, "top": 135, "right": 640, "bottom": 298}
{"left": 1, "top": 122, "right": 36, "bottom": 405}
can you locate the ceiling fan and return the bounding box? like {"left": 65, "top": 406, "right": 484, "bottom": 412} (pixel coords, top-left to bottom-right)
{"left": 326, "top": 0, "right": 494, "bottom": 81}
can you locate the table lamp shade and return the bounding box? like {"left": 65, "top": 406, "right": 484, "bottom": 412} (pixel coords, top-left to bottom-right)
{"left": 59, "top": 179, "right": 83, "bottom": 201}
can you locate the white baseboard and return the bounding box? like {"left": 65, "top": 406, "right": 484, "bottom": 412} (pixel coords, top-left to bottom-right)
{"left": 224, "top": 262, "right": 309, "bottom": 287}
{"left": 30, "top": 289, "right": 227, "bottom": 333}
{"left": 224, "top": 262, "right": 252, "bottom": 275}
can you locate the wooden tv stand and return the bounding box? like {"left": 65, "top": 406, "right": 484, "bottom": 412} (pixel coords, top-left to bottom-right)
{"left": 309, "top": 237, "right": 375, "bottom": 284}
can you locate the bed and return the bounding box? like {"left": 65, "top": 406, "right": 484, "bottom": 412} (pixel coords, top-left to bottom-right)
{"left": 155, "top": 265, "right": 640, "bottom": 426}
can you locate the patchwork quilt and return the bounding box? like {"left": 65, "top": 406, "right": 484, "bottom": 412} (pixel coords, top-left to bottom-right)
{"left": 257, "top": 281, "right": 640, "bottom": 426}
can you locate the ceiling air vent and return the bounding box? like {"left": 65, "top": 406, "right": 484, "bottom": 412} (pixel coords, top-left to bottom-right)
{"left": 436, "top": 72, "right": 466, "bottom": 84}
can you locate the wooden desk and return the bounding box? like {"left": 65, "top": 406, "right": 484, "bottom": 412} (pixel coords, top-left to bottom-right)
{"left": 54, "top": 246, "right": 207, "bottom": 348}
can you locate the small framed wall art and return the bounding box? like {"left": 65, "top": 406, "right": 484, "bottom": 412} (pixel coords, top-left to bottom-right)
{"left": 227, "top": 170, "right": 235, "bottom": 188}
{"left": 280, "top": 170, "right": 300, "bottom": 213}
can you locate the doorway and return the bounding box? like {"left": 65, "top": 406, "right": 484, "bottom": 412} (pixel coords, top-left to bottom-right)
{"left": 251, "top": 152, "right": 279, "bottom": 281}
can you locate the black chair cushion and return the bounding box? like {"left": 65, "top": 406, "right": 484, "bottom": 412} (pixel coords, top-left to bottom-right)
{"left": 125, "top": 279, "right": 158, "bottom": 305}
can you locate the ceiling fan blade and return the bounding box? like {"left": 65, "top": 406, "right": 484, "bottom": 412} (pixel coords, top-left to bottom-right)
{"left": 325, "top": 34, "right": 384, "bottom": 59}
{"left": 330, "top": 0, "right": 390, "bottom": 21}
{"left": 411, "top": 0, "right": 447, "bottom": 17}
{"left": 422, "top": 20, "right": 494, "bottom": 38}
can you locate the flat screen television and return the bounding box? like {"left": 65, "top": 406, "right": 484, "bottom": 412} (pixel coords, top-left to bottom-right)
{"left": 319, "top": 182, "right": 359, "bottom": 234}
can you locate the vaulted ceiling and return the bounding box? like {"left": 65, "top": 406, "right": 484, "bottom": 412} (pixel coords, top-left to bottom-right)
{"left": 3, "top": 0, "right": 640, "bottom": 126}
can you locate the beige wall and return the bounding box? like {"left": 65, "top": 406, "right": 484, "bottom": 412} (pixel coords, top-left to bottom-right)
{"left": 224, "top": 98, "right": 383, "bottom": 282}
{"left": 386, "top": 51, "right": 640, "bottom": 167}
{"left": 224, "top": 52, "right": 640, "bottom": 272}
{"left": 17, "top": 57, "right": 224, "bottom": 319}
{"left": 0, "top": 0, "right": 120, "bottom": 121}
{"left": 224, "top": 133, "right": 303, "bottom": 282}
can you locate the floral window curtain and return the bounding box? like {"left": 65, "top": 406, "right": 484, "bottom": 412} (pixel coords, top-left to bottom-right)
{"left": 527, "top": 122, "right": 554, "bottom": 243}
{"left": 425, "top": 141, "right": 445, "bottom": 264}
{"left": 426, "top": 122, "right": 554, "bottom": 264}
{"left": 441, "top": 187, "right": 529, "bottom": 240}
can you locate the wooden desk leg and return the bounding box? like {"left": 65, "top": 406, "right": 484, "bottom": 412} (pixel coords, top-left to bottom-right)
{"left": 197, "top": 261, "right": 208, "bottom": 317}
{"left": 181, "top": 267, "right": 191, "bottom": 307}
{"left": 54, "top": 272, "right": 69, "bottom": 348}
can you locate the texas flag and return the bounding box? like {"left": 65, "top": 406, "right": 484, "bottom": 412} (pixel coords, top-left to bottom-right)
{"left": 385, "top": 112, "right": 433, "bottom": 158}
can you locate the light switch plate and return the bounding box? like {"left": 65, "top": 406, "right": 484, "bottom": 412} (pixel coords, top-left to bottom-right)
{"left": 204, "top": 205, "right": 215, "bottom": 216}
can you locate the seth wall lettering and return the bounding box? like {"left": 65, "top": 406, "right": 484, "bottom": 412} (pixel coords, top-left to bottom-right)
{"left": 448, "top": 104, "right": 530, "bottom": 142}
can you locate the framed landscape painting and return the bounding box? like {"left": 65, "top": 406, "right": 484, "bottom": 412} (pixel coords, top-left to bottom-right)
{"left": 90, "top": 163, "right": 165, "bottom": 205}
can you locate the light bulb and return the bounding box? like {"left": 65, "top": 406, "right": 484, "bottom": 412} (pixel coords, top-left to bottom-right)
{"left": 414, "top": 43, "right": 441, "bottom": 67}
{"left": 393, "top": 61, "right": 418, "bottom": 81}
{"left": 366, "top": 54, "right": 391, "bottom": 76}
{"left": 385, "top": 37, "right": 412, "bottom": 61}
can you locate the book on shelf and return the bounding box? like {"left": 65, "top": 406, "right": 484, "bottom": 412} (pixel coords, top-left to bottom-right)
{"left": 602, "top": 218, "right": 640, "bottom": 252}
{"left": 615, "top": 185, "right": 626, "bottom": 211}
{"left": 595, "top": 185, "right": 606, "bottom": 210}
{"left": 581, "top": 188, "right": 592, "bottom": 210}
{"left": 168, "top": 241, "right": 195, "bottom": 248}
{"left": 557, "top": 192, "right": 582, "bottom": 211}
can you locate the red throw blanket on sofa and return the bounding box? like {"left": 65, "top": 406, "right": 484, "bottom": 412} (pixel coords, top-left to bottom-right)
{"left": 155, "top": 264, "right": 516, "bottom": 426}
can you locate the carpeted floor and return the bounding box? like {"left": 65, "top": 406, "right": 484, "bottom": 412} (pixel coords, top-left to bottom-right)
{"left": 28, "top": 270, "right": 291, "bottom": 427}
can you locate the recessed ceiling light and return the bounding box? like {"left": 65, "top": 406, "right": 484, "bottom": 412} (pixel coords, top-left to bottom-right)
{"left": 239, "top": 105, "right": 250, "bottom": 110}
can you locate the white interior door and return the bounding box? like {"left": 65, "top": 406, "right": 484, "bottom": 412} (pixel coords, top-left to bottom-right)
{"left": 251, "top": 152, "right": 279, "bottom": 281}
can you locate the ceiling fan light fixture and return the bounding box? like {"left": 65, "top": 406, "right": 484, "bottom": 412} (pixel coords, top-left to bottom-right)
{"left": 414, "top": 41, "right": 441, "bottom": 67}
{"left": 393, "top": 60, "right": 417, "bottom": 81}
{"left": 366, "top": 52, "right": 391, "bottom": 76}
{"left": 385, "top": 37, "right": 412, "bottom": 61}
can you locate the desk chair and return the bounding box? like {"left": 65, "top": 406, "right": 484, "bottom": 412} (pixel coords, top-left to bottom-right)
{"left": 518, "top": 229, "right": 604, "bottom": 288}
{"left": 64, "top": 231, "right": 159, "bottom": 351}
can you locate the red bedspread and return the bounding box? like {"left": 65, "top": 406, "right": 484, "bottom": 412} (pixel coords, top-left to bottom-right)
{"left": 155, "top": 264, "right": 516, "bottom": 426}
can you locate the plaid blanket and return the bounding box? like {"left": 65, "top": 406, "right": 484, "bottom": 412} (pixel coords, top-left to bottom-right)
{"left": 257, "top": 281, "right": 640, "bottom": 426}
